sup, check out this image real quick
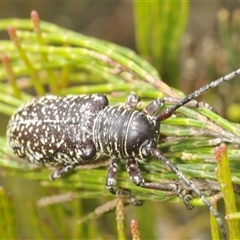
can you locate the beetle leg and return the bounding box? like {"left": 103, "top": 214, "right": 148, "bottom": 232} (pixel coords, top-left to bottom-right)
{"left": 143, "top": 98, "right": 165, "bottom": 116}
{"left": 106, "top": 158, "right": 143, "bottom": 206}
{"left": 125, "top": 92, "right": 140, "bottom": 109}
{"left": 50, "top": 164, "right": 75, "bottom": 181}
{"left": 106, "top": 158, "right": 118, "bottom": 193}
{"left": 126, "top": 157, "right": 192, "bottom": 207}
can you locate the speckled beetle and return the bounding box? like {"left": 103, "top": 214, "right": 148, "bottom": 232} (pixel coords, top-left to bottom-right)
{"left": 7, "top": 69, "right": 240, "bottom": 240}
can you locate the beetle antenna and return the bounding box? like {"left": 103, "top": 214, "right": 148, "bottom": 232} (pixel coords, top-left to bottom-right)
{"left": 150, "top": 148, "right": 227, "bottom": 240}
{"left": 157, "top": 68, "right": 240, "bottom": 121}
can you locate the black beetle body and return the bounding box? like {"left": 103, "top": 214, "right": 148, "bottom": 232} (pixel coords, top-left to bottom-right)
{"left": 7, "top": 94, "right": 159, "bottom": 165}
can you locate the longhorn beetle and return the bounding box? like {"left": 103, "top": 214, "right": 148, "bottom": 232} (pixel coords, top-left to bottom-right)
{"left": 7, "top": 69, "right": 240, "bottom": 239}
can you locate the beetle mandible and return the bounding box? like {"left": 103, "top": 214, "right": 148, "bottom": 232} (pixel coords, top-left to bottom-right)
{"left": 7, "top": 69, "right": 240, "bottom": 240}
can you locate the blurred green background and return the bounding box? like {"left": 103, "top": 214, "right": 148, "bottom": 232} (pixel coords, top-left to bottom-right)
{"left": 0, "top": 1, "right": 239, "bottom": 239}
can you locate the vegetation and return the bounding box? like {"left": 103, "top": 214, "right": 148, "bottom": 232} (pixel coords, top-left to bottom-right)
{"left": 0, "top": 3, "right": 239, "bottom": 239}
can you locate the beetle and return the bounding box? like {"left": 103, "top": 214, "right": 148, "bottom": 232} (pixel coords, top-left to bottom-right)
{"left": 7, "top": 69, "right": 240, "bottom": 239}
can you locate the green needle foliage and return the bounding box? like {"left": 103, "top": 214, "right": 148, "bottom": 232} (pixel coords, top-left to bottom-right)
{"left": 0, "top": 9, "right": 239, "bottom": 240}
{"left": 133, "top": 1, "right": 189, "bottom": 87}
